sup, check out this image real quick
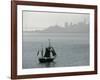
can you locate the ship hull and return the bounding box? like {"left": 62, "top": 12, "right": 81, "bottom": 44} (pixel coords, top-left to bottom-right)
{"left": 39, "top": 58, "right": 54, "bottom": 63}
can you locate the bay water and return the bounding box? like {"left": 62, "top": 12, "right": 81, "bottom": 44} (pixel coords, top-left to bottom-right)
{"left": 22, "top": 32, "right": 89, "bottom": 69}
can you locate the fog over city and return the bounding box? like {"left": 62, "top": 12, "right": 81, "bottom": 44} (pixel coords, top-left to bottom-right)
{"left": 23, "top": 11, "right": 89, "bottom": 32}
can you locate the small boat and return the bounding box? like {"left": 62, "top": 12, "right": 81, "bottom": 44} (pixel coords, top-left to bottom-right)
{"left": 37, "top": 39, "right": 57, "bottom": 63}
{"left": 39, "top": 58, "right": 54, "bottom": 63}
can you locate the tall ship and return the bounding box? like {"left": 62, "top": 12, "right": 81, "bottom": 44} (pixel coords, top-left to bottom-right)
{"left": 37, "top": 39, "right": 57, "bottom": 63}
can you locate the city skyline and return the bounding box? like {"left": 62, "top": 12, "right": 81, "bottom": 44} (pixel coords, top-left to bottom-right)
{"left": 23, "top": 11, "right": 89, "bottom": 31}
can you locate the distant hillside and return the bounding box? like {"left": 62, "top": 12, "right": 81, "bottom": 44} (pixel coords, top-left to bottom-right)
{"left": 33, "top": 21, "right": 89, "bottom": 33}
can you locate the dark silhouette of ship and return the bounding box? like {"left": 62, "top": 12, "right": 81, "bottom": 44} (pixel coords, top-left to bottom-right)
{"left": 37, "top": 39, "right": 57, "bottom": 63}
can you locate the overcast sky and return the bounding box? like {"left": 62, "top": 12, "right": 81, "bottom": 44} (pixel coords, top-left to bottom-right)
{"left": 22, "top": 11, "right": 89, "bottom": 31}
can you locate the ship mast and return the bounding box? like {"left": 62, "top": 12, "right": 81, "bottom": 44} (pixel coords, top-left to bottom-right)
{"left": 48, "top": 39, "right": 57, "bottom": 57}
{"left": 48, "top": 39, "right": 51, "bottom": 47}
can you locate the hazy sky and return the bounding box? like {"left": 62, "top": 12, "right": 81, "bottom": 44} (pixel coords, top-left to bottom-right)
{"left": 23, "top": 11, "right": 89, "bottom": 31}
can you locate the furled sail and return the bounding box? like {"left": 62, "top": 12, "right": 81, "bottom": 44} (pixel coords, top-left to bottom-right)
{"left": 44, "top": 47, "right": 51, "bottom": 58}
{"left": 37, "top": 50, "right": 39, "bottom": 56}
{"left": 37, "top": 48, "right": 44, "bottom": 57}
{"left": 51, "top": 47, "right": 56, "bottom": 57}
{"left": 41, "top": 48, "right": 44, "bottom": 57}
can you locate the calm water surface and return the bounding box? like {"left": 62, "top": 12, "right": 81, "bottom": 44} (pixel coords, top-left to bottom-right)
{"left": 22, "top": 32, "right": 89, "bottom": 69}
